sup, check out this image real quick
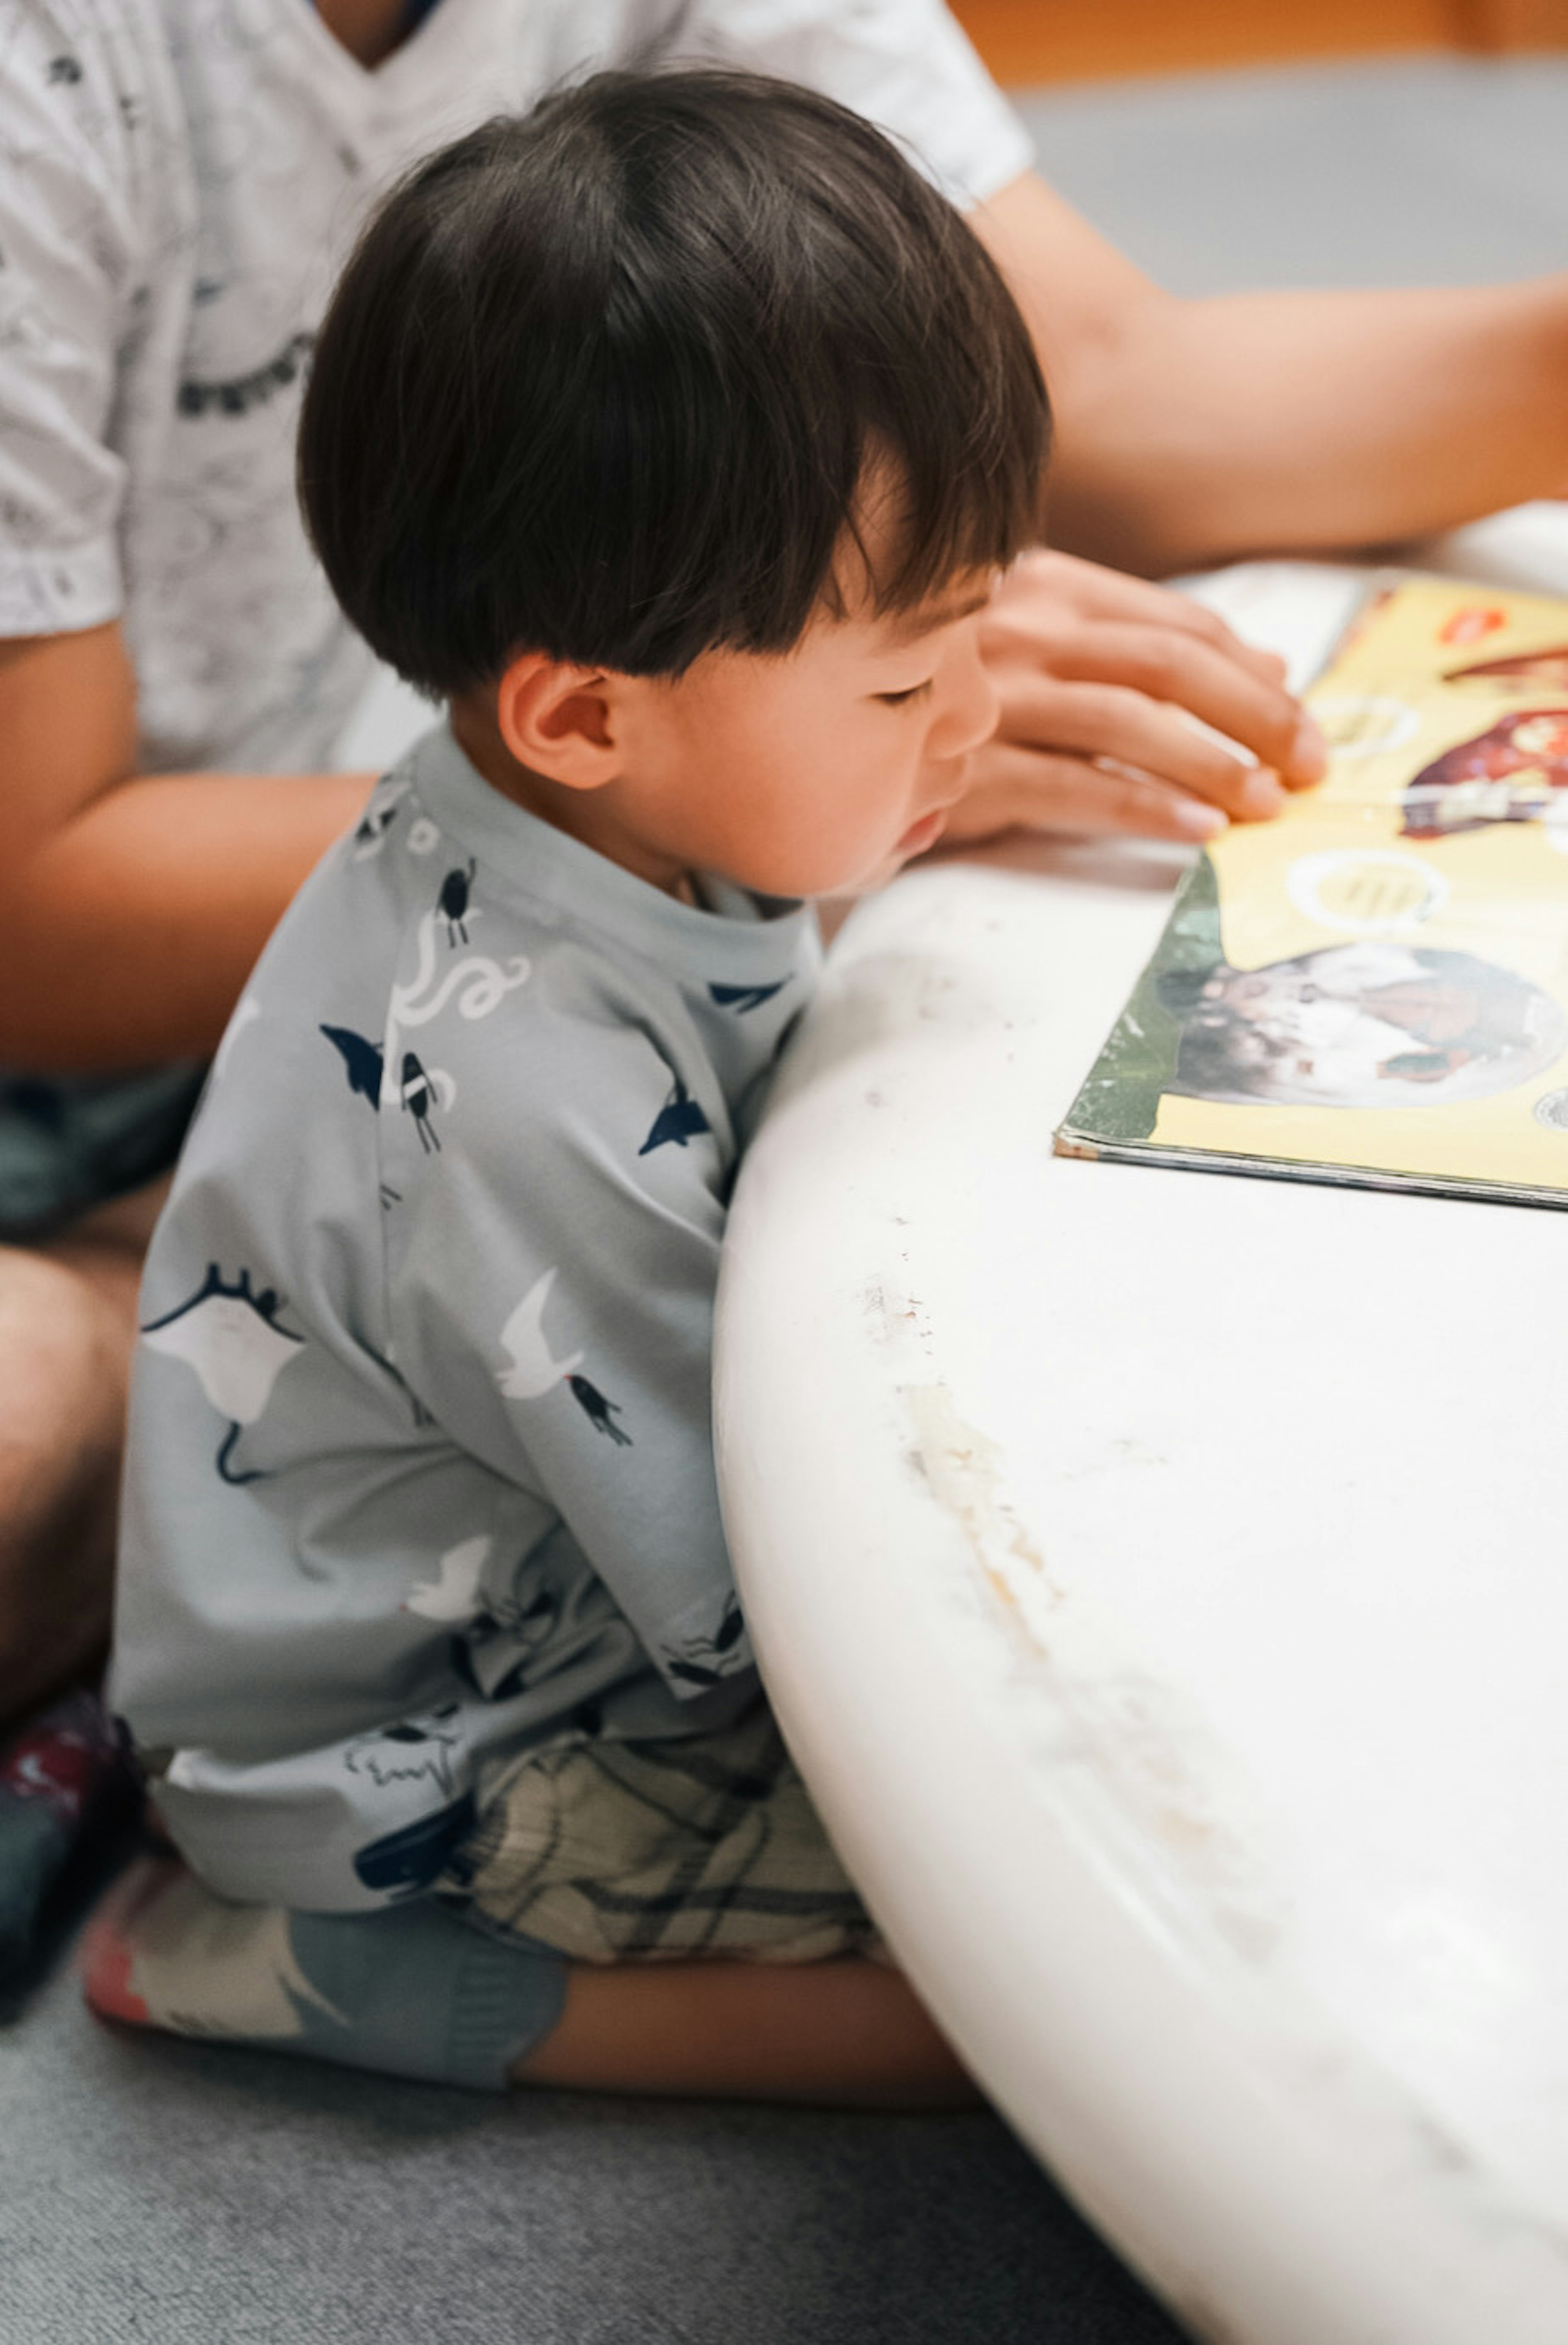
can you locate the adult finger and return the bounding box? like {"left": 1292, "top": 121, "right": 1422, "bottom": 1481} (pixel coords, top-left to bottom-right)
{"left": 1019, "top": 619, "right": 1325, "bottom": 786}
{"left": 993, "top": 550, "right": 1294, "bottom": 691}
{"left": 942, "top": 742, "right": 1227, "bottom": 846}
{"left": 995, "top": 676, "right": 1286, "bottom": 822}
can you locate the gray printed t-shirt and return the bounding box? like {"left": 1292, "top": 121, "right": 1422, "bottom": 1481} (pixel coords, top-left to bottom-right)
{"left": 110, "top": 724, "right": 820, "bottom": 1912}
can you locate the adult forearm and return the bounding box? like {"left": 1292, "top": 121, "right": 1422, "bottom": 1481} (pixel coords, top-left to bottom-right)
{"left": 0, "top": 768, "right": 370, "bottom": 1068}
{"left": 1045, "top": 275, "right": 1568, "bottom": 575}
{"left": 972, "top": 174, "right": 1568, "bottom": 574}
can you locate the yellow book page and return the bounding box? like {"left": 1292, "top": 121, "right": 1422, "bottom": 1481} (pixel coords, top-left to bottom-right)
{"left": 1147, "top": 577, "right": 1568, "bottom": 1193}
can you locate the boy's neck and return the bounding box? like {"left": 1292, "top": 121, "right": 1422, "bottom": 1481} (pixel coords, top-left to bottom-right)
{"left": 448, "top": 698, "right": 699, "bottom": 904}
{"left": 312, "top": 0, "right": 420, "bottom": 69}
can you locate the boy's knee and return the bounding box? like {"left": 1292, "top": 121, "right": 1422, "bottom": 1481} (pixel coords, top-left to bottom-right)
{"left": 0, "top": 1242, "right": 136, "bottom": 1724}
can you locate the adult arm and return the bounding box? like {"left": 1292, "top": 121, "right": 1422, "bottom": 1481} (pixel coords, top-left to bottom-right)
{"left": 0, "top": 625, "right": 368, "bottom": 1068}
{"left": 975, "top": 172, "right": 1568, "bottom": 577}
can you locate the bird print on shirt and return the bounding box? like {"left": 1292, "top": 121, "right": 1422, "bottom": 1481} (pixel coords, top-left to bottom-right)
{"left": 662, "top": 1594, "right": 750, "bottom": 1689}
{"left": 404, "top": 1536, "right": 491, "bottom": 1623}
{"left": 351, "top": 782, "right": 409, "bottom": 860}
{"left": 496, "top": 1272, "right": 633, "bottom": 1445}
{"left": 639, "top": 1075, "right": 710, "bottom": 1156}
{"left": 320, "top": 1025, "right": 383, "bottom": 1106}
{"left": 708, "top": 979, "right": 789, "bottom": 1014}
{"left": 437, "top": 861, "right": 477, "bottom": 945}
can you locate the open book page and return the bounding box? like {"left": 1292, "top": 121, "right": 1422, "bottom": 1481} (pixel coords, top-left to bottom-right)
{"left": 1056, "top": 575, "right": 1568, "bottom": 1207}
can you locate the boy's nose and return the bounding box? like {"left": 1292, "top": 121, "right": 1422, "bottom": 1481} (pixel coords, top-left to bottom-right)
{"left": 929, "top": 634, "right": 1000, "bottom": 765}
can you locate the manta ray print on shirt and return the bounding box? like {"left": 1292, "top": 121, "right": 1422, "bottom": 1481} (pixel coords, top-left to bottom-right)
{"left": 140, "top": 1265, "right": 304, "bottom": 1485}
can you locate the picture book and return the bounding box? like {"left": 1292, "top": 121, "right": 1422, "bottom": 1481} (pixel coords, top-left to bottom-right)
{"left": 1055, "top": 575, "right": 1568, "bottom": 1207}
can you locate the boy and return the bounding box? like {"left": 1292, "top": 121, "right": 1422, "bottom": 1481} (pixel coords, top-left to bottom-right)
{"left": 85, "top": 67, "right": 1049, "bottom": 2103}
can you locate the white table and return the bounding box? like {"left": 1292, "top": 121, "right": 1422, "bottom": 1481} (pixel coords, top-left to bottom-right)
{"left": 714, "top": 510, "right": 1568, "bottom": 2345}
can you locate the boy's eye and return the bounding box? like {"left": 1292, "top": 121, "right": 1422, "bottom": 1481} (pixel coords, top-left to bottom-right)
{"left": 878, "top": 681, "right": 933, "bottom": 707}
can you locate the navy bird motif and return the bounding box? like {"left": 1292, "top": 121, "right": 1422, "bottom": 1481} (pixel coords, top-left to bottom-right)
{"left": 400, "top": 1052, "right": 442, "bottom": 1151}
{"left": 352, "top": 1794, "right": 477, "bottom": 1896}
{"left": 708, "top": 979, "right": 789, "bottom": 1014}
{"left": 320, "top": 1024, "right": 383, "bottom": 1107}
{"left": 437, "top": 860, "right": 477, "bottom": 945}
{"left": 568, "top": 1374, "right": 631, "bottom": 1446}
{"left": 664, "top": 1595, "right": 748, "bottom": 1689}
{"left": 639, "top": 1075, "right": 710, "bottom": 1156}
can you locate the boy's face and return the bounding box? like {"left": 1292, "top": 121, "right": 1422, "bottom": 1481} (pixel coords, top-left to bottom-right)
{"left": 613, "top": 574, "right": 1000, "bottom": 897}
{"left": 473, "top": 561, "right": 1003, "bottom": 901}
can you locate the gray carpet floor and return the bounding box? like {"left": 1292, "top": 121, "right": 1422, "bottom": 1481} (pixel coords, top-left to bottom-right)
{"left": 5, "top": 49, "right": 1564, "bottom": 2345}
{"left": 1, "top": 1847, "right": 1185, "bottom": 2345}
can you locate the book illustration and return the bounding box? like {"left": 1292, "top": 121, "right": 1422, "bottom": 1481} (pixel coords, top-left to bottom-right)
{"left": 1163, "top": 941, "right": 1565, "bottom": 1113}
{"left": 1445, "top": 644, "right": 1568, "bottom": 691}
{"left": 1056, "top": 575, "right": 1568, "bottom": 1208}
{"left": 1399, "top": 710, "right": 1568, "bottom": 840}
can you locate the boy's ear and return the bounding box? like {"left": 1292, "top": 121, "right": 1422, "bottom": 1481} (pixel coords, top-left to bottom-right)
{"left": 495, "top": 652, "right": 620, "bottom": 790}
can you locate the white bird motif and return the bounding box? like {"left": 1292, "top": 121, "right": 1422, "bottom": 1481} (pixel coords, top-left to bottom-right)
{"left": 143, "top": 1268, "right": 303, "bottom": 1423}
{"left": 497, "top": 1269, "right": 583, "bottom": 1400}
{"left": 404, "top": 1535, "right": 492, "bottom": 1623}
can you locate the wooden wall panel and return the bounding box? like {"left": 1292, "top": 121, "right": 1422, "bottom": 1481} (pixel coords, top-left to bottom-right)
{"left": 949, "top": 0, "right": 1568, "bottom": 87}
{"left": 1454, "top": 0, "right": 1568, "bottom": 45}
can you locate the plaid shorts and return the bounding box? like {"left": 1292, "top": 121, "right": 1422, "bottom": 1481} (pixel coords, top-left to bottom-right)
{"left": 443, "top": 1697, "right": 882, "bottom": 1964}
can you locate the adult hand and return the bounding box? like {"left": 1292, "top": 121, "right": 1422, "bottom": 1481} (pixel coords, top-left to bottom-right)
{"left": 946, "top": 550, "right": 1327, "bottom": 846}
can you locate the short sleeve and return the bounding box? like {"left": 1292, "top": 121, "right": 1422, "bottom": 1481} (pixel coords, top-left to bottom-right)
{"left": 666, "top": 0, "right": 1034, "bottom": 208}
{"left": 0, "top": 11, "right": 144, "bottom": 636}
{"left": 383, "top": 983, "right": 754, "bottom": 1706}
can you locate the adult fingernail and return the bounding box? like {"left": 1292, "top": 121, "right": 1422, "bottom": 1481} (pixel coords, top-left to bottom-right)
{"left": 1240, "top": 772, "right": 1287, "bottom": 820}
{"left": 1291, "top": 713, "right": 1328, "bottom": 779}
{"left": 1176, "top": 801, "right": 1227, "bottom": 839}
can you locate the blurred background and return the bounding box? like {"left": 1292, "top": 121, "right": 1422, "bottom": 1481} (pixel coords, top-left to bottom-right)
{"left": 954, "top": 1, "right": 1567, "bottom": 291}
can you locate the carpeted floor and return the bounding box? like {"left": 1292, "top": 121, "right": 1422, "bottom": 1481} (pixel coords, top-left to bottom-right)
{"left": 0, "top": 1846, "right": 1185, "bottom": 2345}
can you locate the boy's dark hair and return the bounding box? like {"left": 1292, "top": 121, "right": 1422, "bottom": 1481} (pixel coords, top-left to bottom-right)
{"left": 298, "top": 69, "right": 1049, "bottom": 695}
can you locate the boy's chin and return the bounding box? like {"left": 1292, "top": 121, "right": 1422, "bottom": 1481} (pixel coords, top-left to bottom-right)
{"left": 800, "top": 810, "right": 953, "bottom": 900}
{"left": 894, "top": 808, "right": 951, "bottom": 860}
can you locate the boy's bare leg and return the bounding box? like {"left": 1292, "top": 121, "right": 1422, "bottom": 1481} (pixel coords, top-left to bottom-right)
{"left": 0, "top": 1179, "right": 165, "bottom": 1730}
{"left": 82, "top": 1857, "right": 977, "bottom": 2104}
{"left": 515, "top": 1957, "right": 982, "bottom": 2109}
